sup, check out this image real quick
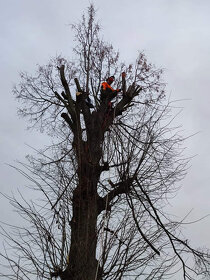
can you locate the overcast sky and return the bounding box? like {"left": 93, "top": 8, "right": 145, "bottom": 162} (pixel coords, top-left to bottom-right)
{"left": 1, "top": 0, "right": 210, "bottom": 274}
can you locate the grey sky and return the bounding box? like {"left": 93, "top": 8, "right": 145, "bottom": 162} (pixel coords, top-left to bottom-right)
{"left": 1, "top": 0, "right": 210, "bottom": 274}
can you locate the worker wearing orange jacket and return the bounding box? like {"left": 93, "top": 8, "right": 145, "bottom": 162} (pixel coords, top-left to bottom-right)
{"left": 100, "top": 76, "right": 121, "bottom": 101}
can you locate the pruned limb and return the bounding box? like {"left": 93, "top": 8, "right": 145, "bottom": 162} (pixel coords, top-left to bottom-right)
{"left": 114, "top": 84, "right": 142, "bottom": 116}
{"left": 74, "top": 78, "right": 91, "bottom": 134}
{"left": 59, "top": 65, "right": 76, "bottom": 122}
{"left": 126, "top": 83, "right": 142, "bottom": 98}
{"left": 74, "top": 78, "right": 82, "bottom": 92}
{"left": 122, "top": 72, "right": 126, "bottom": 96}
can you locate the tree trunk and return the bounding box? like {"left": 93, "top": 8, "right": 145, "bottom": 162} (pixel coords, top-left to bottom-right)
{"left": 61, "top": 110, "right": 106, "bottom": 280}
{"left": 62, "top": 159, "right": 102, "bottom": 280}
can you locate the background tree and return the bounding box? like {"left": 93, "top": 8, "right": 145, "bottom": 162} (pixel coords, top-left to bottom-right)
{"left": 1, "top": 5, "right": 210, "bottom": 280}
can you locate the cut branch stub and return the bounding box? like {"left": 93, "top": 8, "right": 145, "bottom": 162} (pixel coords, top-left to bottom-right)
{"left": 74, "top": 78, "right": 91, "bottom": 133}
{"left": 58, "top": 65, "right": 76, "bottom": 122}
{"left": 126, "top": 83, "right": 142, "bottom": 98}
{"left": 122, "top": 71, "right": 127, "bottom": 96}
{"left": 74, "top": 78, "right": 82, "bottom": 92}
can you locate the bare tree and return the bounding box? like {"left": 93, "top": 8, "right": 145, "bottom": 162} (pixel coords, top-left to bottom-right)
{"left": 1, "top": 5, "right": 210, "bottom": 280}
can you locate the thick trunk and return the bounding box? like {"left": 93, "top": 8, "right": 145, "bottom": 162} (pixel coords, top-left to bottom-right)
{"left": 65, "top": 191, "right": 98, "bottom": 279}
{"left": 61, "top": 110, "right": 107, "bottom": 280}
{"left": 62, "top": 162, "right": 102, "bottom": 280}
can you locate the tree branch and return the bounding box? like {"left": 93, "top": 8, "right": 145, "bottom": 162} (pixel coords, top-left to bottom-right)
{"left": 126, "top": 193, "right": 160, "bottom": 256}
{"left": 61, "top": 113, "right": 74, "bottom": 132}
{"left": 74, "top": 78, "right": 92, "bottom": 135}
{"left": 59, "top": 65, "right": 76, "bottom": 122}
{"left": 114, "top": 83, "right": 142, "bottom": 116}
{"left": 100, "top": 176, "right": 136, "bottom": 211}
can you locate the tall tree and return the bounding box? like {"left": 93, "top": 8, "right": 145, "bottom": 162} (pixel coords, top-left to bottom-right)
{"left": 1, "top": 5, "right": 210, "bottom": 280}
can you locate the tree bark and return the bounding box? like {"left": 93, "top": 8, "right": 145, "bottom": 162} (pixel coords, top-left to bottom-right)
{"left": 62, "top": 163, "right": 101, "bottom": 280}
{"left": 62, "top": 125, "right": 103, "bottom": 280}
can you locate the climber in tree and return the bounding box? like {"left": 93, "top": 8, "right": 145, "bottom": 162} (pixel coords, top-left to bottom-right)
{"left": 100, "top": 75, "right": 122, "bottom": 129}
{"left": 100, "top": 76, "right": 121, "bottom": 103}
